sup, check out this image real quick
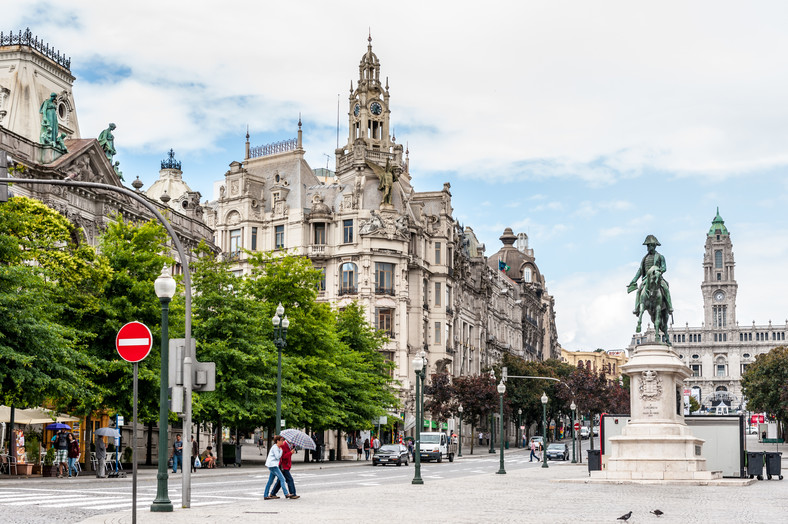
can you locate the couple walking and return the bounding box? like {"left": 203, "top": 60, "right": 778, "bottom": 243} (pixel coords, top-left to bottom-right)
{"left": 264, "top": 435, "right": 299, "bottom": 500}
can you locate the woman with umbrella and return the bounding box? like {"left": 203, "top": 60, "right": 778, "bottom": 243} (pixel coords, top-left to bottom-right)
{"left": 46, "top": 423, "right": 71, "bottom": 478}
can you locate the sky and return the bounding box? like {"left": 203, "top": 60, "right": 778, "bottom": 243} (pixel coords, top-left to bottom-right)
{"left": 7, "top": 1, "right": 788, "bottom": 351}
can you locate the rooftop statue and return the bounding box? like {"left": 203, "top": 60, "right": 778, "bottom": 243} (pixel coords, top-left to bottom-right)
{"left": 367, "top": 157, "right": 400, "bottom": 206}
{"left": 98, "top": 123, "right": 117, "bottom": 162}
{"left": 627, "top": 234, "right": 674, "bottom": 343}
{"left": 39, "top": 92, "right": 62, "bottom": 149}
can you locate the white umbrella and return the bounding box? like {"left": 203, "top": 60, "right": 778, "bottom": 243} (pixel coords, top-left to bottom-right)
{"left": 94, "top": 427, "right": 121, "bottom": 438}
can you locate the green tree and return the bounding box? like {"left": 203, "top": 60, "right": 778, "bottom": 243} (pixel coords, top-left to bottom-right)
{"left": 452, "top": 373, "right": 498, "bottom": 454}
{"left": 742, "top": 346, "right": 788, "bottom": 433}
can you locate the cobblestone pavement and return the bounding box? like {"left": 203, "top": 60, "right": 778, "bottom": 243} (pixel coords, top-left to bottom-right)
{"left": 75, "top": 451, "right": 786, "bottom": 524}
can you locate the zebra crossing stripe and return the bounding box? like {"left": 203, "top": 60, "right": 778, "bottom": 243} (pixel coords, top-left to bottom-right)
{"left": 38, "top": 497, "right": 129, "bottom": 509}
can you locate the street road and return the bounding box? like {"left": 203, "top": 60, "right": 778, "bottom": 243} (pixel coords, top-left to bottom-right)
{"left": 0, "top": 449, "right": 571, "bottom": 523}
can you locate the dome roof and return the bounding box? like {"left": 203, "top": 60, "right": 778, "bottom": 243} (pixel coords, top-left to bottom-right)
{"left": 145, "top": 150, "right": 193, "bottom": 208}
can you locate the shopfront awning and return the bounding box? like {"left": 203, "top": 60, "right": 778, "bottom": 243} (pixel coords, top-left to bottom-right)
{"left": 0, "top": 405, "right": 79, "bottom": 424}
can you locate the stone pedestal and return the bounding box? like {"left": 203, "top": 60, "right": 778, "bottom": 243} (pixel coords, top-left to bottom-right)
{"left": 592, "top": 343, "right": 721, "bottom": 481}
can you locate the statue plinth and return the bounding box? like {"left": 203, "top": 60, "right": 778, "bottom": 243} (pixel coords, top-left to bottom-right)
{"left": 593, "top": 343, "right": 721, "bottom": 481}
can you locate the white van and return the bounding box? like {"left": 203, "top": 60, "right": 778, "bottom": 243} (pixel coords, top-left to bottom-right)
{"left": 419, "top": 432, "right": 457, "bottom": 462}
{"left": 579, "top": 426, "right": 590, "bottom": 439}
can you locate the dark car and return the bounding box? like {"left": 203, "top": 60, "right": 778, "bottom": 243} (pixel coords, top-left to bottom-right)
{"left": 372, "top": 444, "right": 409, "bottom": 466}
{"left": 545, "top": 442, "right": 569, "bottom": 461}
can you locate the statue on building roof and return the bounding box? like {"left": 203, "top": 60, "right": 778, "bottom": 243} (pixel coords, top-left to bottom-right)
{"left": 627, "top": 234, "right": 674, "bottom": 343}
{"left": 367, "top": 157, "right": 401, "bottom": 206}
{"left": 39, "top": 92, "right": 63, "bottom": 150}
{"left": 98, "top": 123, "right": 117, "bottom": 163}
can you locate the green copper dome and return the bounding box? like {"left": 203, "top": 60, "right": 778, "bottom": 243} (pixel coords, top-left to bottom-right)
{"left": 708, "top": 207, "right": 729, "bottom": 236}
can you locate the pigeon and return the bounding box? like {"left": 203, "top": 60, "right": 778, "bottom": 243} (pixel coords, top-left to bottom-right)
{"left": 651, "top": 509, "right": 664, "bottom": 517}
{"left": 617, "top": 512, "right": 633, "bottom": 521}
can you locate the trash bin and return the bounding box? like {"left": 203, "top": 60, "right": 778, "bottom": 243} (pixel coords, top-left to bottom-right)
{"left": 746, "top": 451, "right": 764, "bottom": 480}
{"left": 328, "top": 448, "right": 336, "bottom": 461}
{"left": 765, "top": 452, "right": 783, "bottom": 480}
{"left": 505, "top": 441, "right": 509, "bottom": 450}
{"left": 234, "top": 444, "right": 243, "bottom": 467}
{"left": 587, "top": 449, "right": 601, "bottom": 473}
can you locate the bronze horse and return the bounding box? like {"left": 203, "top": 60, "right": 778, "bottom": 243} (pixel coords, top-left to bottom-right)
{"left": 635, "top": 266, "right": 672, "bottom": 344}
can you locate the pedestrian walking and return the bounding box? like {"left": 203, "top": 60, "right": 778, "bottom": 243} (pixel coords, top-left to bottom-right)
{"left": 258, "top": 435, "right": 265, "bottom": 455}
{"left": 172, "top": 434, "right": 183, "bottom": 473}
{"left": 66, "top": 433, "right": 80, "bottom": 478}
{"left": 54, "top": 430, "right": 69, "bottom": 478}
{"left": 96, "top": 436, "right": 107, "bottom": 478}
{"left": 264, "top": 436, "right": 291, "bottom": 500}
{"left": 478, "top": 432, "right": 483, "bottom": 446}
{"left": 356, "top": 436, "right": 363, "bottom": 461}
{"left": 271, "top": 438, "right": 299, "bottom": 499}
{"left": 407, "top": 439, "right": 414, "bottom": 460}
{"left": 363, "top": 438, "right": 370, "bottom": 460}
{"left": 529, "top": 439, "right": 538, "bottom": 462}
{"left": 372, "top": 435, "right": 381, "bottom": 458}
{"left": 191, "top": 436, "right": 199, "bottom": 473}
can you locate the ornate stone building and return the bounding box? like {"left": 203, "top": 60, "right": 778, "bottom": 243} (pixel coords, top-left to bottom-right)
{"left": 629, "top": 210, "right": 785, "bottom": 411}
{"left": 207, "top": 38, "right": 559, "bottom": 402}
{"left": 561, "top": 348, "right": 628, "bottom": 378}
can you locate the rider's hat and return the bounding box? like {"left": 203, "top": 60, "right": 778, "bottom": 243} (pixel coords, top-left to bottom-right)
{"left": 642, "top": 234, "right": 661, "bottom": 246}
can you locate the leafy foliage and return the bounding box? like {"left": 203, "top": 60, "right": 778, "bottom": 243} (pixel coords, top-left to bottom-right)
{"left": 742, "top": 346, "right": 788, "bottom": 426}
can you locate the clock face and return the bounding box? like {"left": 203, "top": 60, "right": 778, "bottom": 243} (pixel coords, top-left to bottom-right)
{"left": 353, "top": 104, "right": 360, "bottom": 117}
{"left": 370, "top": 101, "right": 383, "bottom": 115}
{"left": 715, "top": 292, "right": 725, "bottom": 302}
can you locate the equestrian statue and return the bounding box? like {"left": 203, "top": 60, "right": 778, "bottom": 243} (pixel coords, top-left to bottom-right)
{"left": 627, "top": 234, "right": 674, "bottom": 344}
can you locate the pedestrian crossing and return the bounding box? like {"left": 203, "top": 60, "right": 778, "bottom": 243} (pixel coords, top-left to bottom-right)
{"left": 0, "top": 487, "right": 258, "bottom": 511}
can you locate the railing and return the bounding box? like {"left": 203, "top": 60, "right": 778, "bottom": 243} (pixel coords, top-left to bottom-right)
{"left": 445, "top": 307, "right": 454, "bottom": 316}
{"left": 249, "top": 138, "right": 297, "bottom": 158}
{"left": 423, "top": 303, "right": 429, "bottom": 311}
{"left": 1, "top": 28, "right": 71, "bottom": 70}
{"left": 375, "top": 286, "right": 395, "bottom": 296}
{"left": 338, "top": 286, "right": 358, "bottom": 296}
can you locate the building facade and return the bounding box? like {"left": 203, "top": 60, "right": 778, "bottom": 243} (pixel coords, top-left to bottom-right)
{"left": 629, "top": 210, "right": 785, "bottom": 411}
{"left": 561, "top": 348, "right": 628, "bottom": 378}
{"left": 207, "top": 39, "right": 559, "bottom": 407}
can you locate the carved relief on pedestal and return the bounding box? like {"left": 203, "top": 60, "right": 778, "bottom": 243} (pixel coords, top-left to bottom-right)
{"left": 639, "top": 370, "right": 663, "bottom": 401}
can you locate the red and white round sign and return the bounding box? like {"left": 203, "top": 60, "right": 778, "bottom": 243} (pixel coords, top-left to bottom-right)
{"left": 116, "top": 321, "right": 153, "bottom": 363}
{"left": 574, "top": 422, "right": 581, "bottom": 431}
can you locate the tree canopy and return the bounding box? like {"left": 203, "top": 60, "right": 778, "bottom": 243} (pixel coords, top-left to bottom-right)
{"left": 742, "top": 346, "right": 788, "bottom": 426}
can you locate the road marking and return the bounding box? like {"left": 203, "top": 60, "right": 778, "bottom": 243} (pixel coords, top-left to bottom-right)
{"left": 38, "top": 497, "right": 129, "bottom": 508}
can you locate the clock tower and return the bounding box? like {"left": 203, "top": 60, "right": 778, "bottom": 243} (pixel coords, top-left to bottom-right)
{"left": 346, "top": 34, "right": 393, "bottom": 153}
{"left": 702, "top": 209, "right": 737, "bottom": 330}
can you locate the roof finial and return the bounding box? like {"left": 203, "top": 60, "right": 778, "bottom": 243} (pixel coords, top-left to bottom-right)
{"left": 298, "top": 113, "right": 302, "bottom": 128}
{"left": 245, "top": 125, "right": 249, "bottom": 141}
{"left": 368, "top": 28, "right": 372, "bottom": 43}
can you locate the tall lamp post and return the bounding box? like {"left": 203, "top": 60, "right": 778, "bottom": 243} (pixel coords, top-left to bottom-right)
{"left": 518, "top": 408, "right": 522, "bottom": 448}
{"left": 489, "top": 369, "right": 496, "bottom": 454}
{"left": 272, "top": 303, "right": 290, "bottom": 435}
{"left": 151, "top": 265, "right": 175, "bottom": 512}
{"left": 496, "top": 380, "right": 506, "bottom": 475}
{"left": 412, "top": 352, "right": 426, "bottom": 485}
{"left": 541, "top": 392, "right": 549, "bottom": 469}
{"left": 570, "top": 401, "right": 577, "bottom": 463}
{"left": 457, "top": 405, "right": 463, "bottom": 457}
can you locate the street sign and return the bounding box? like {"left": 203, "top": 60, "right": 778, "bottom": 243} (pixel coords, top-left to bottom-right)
{"left": 117, "top": 415, "right": 125, "bottom": 426}
{"left": 116, "top": 322, "right": 153, "bottom": 362}
{"left": 574, "top": 422, "right": 580, "bottom": 431}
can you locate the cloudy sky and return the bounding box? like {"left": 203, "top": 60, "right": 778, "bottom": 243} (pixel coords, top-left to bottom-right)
{"left": 8, "top": 1, "right": 788, "bottom": 350}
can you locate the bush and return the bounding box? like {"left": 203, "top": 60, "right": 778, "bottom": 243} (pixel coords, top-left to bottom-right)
{"left": 122, "top": 446, "right": 133, "bottom": 463}
{"left": 44, "top": 447, "right": 56, "bottom": 466}
{"left": 24, "top": 432, "right": 41, "bottom": 464}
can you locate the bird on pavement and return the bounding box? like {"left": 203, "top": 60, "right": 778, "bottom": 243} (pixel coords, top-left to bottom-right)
{"left": 617, "top": 511, "right": 633, "bottom": 521}
{"left": 651, "top": 509, "right": 664, "bottom": 517}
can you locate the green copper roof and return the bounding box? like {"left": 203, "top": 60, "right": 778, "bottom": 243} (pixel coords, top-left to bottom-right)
{"left": 708, "top": 207, "right": 729, "bottom": 236}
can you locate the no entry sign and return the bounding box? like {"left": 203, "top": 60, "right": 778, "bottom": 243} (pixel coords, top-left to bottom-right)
{"left": 116, "top": 321, "right": 153, "bottom": 362}
{"left": 574, "top": 422, "right": 581, "bottom": 431}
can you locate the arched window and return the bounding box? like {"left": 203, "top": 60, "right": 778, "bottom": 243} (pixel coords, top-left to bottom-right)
{"left": 715, "top": 250, "right": 723, "bottom": 268}
{"left": 339, "top": 262, "right": 358, "bottom": 295}
{"left": 523, "top": 267, "right": 532, "bottom": 283}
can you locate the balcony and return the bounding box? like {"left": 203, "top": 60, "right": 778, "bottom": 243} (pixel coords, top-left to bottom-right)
{"left": 338, "top": 286, "right": 358, "bottom": 296}
{"left": 423, "top": 303, "right": 429, "bottom": 311}
{"left": 445, "top": 307, "right": 454, "bottom": 316}
{"left": 308, "top": 244, "right": 331, "bottom": 258}
{"left": 375, "top": 286, "right": 395, "bottom": 296}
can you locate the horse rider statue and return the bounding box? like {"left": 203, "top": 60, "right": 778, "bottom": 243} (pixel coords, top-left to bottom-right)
{"left": 627, "top": 234, "right": 674, "bottom": 341}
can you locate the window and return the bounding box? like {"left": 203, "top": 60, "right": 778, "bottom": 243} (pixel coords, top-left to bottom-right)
{"left": 377, "top": 308, "right": 393, "bottom": 337}
{"left": 314, "top": 223, "right": 326, "bottom": 245}
{"left": 717, "top": 273, "right": 721, "bottom": 281}
{"left": 251, "top": 227, "right": 257, "bottom": 251}
{"left": 229, "top": 228, "right": 241, "bottom": 256}
{"left": 691, "top": 364, "right": 701, "bottom": 377}
{"left": 446, "top": 285, "right": 452, "bottom": 309}
{"left": 275, "top": 225, "right": 284, "bottom": 249}
{"left": 435, "top": 282, "right": 441, "bottom": 306}
{"left": 716, "top": 364, "right": 725, "bottom": 377}
{"left": 434, "top": 321, "right": 441, "bottom": 344}
{"left": 741, "top": 363, "right": 750, "bottom": 374}
{"left": 375, "top": 262, "right": 394, "bottom": 294}
{"left": 343, "top": 219, "right": 354, "bottom": 243}
{"left": 435, "top": 242, "right": 441, "bottom": 264}
{"left": 523, "top": 267, "right": 532, "bottom": 283}
{"left": 423, "top": 279, "right": 428, "bottom": 308}
{"left": 715, "top": 250, "right": 723, "bottom": 269}
{"left": 339, "top": 262, "right": 357, "bottom": 295}
{"left": 317, "top": 267, "right": 326, "bottom": 291}
{"left": 713, "top": 305, "right": 727, "bottom": 328}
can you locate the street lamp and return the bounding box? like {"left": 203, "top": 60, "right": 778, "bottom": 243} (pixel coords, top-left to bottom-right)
{"left": 489, "top": 369, "right": 496, "bottom": 454}
{"left": 272, "top": 303, "right": 290, "bottom": 435}
{"left": 518, "top": 408, "right": 522, "bottom": 448}
{"left": 570, "top": 401, "right": 577, "bottom": 463}
{"left": 541, "top": 392, "right": 549, "bottom": 469}
{"left": 412, "top": 353, "right": 426, "bottom": 485}
{"left": 152, "top": 264, "right": 175, "bottom": 512}
{"left": 496, "top": 380, "right": 506, "bottom": 475}
{"left": 457, "top": 405, "right": 463, "bottom": 457}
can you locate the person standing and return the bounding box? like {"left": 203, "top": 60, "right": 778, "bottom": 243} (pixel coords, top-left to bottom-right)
{"left": 54, "top": 430, "right": 69, "bottom": 478}
{"left": 271, "top": 439, "right": 299, "bottom": 499}
{"left": 96, "top": 436, "right": 107, "bottom": 478}
{"left": 66, "top": 433, "right": 80, "bottom": 478}
{"left": 191, "top": 436, "right": 199, "bottom": 473}
{"left": 355, "top": 436, "right": 363, "bottom": 461}
{"left": 264, "top": 436, "right": 291, "bottom": 500}
{"left": 172, "top": 434, "right": 183, "bottom": 473}
{"left": 407, "top": 439, "right": 414, "bottom": 460}
{"left": 478, "top": 431, "right": 484, "bottom": 446}
{"left": 363, "top": 438, "right": 370, "bottom": 460}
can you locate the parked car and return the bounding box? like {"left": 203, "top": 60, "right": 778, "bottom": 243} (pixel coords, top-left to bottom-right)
{"left": 545, "top": 442, "right": 569, "bottom": 461}
{"left": 372, "top": 444, "right": 409, "bottom": 466}
{"left": 579, "top": 427, "right": 590, "bottom": 439}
